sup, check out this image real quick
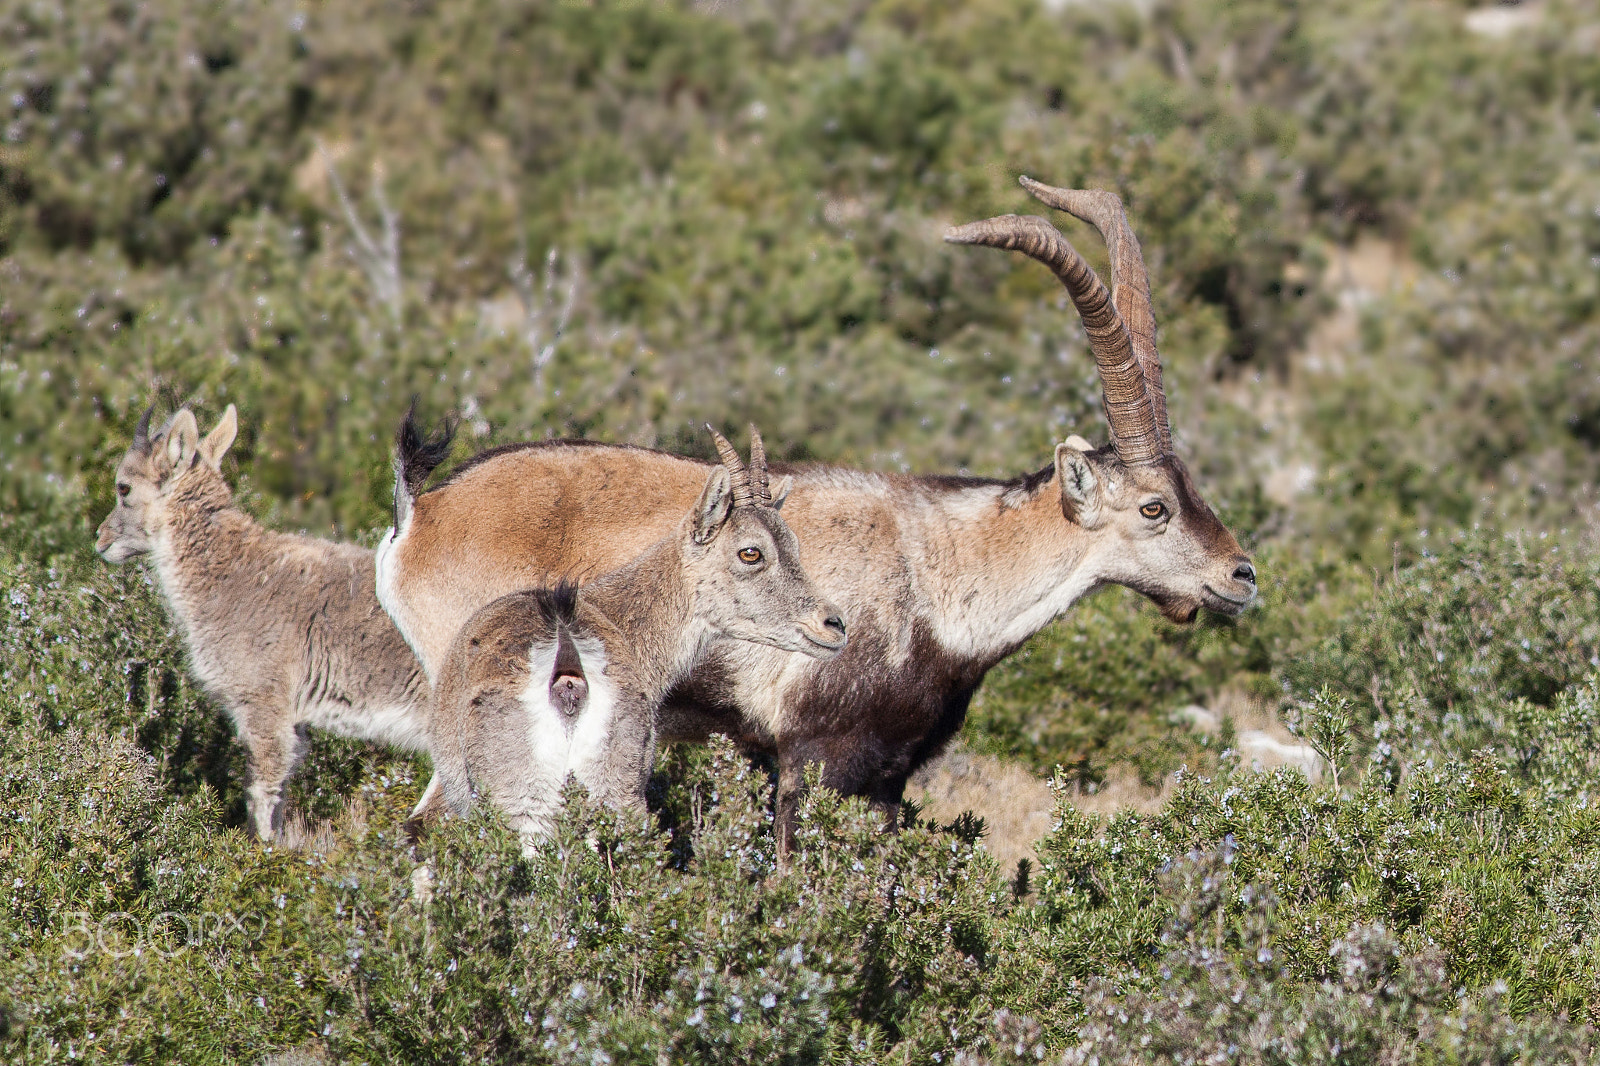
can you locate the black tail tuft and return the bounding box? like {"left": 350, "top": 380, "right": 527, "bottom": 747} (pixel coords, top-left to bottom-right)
{"left": 538, "top": 581, "right": 588, "bottom": 717}
{"left": 532, "top": 580, "right": 582, "bottom": 629}
{"left": 395, "top": 400, "right": 458, "bottom": 500}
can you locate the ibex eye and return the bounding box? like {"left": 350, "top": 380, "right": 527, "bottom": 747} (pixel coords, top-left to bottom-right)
{"left": 1140, "top": 501, "right": 1166, "bottom": 520}
{"left": 738, "top": 547, "right": 763, "bottom": 564}
{"left": 117, "top": 483, "right": 131, "bottom": 498}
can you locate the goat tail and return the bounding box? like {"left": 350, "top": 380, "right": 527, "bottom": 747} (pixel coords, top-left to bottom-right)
{"left": 392, "top": 400, "right": 458, "bottom": 530}
{"left": 532, "top": 580, "right": 581, "bottom": 629}
{"left": 540, "top": 581, "right": 589, "bottom": 720}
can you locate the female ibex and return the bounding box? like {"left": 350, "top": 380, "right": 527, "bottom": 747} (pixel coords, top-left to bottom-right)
{"left": 414, "top": 429, "right": 845, "bottom": 850}
{"left": 377, "top": 180, "right": 1256, "bottom": 853}
{"left": 97, "top": 405, "right": 430, "bottom": 840}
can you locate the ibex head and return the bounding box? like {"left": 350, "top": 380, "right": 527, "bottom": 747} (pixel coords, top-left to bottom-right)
{"left": 96, "top": 404, "right": 239, "bottom": 563}
{"left": 684, "top": 425, "right": 848, "bottom": 656}
{"left": 947, "top": 179, "right": 1256, "bottom": 623}
{"left": 1052, "top": 438, "right": 1254, "bottom": 622}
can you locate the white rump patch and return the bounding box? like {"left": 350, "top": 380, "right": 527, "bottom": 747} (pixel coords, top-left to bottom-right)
{"left": 510, "top": 634, "right": 620, "bottom": 840}
{"left": 375, "top": 525, "right": 433, "bottom": 678}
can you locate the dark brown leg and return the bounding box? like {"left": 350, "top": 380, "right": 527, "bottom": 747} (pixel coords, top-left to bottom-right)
{"left": 773, "top": 737, "right": 900, "bottom": 864}
{"left": 773, "top": 756, "right": 805, "bottom": 867}
{"left": 868, "top": 772, "right": 910, "bottom": 832}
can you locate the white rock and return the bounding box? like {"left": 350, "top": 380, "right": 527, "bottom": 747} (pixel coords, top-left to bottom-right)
{"left": 1464, "top": 3, "right": 1543, "bottom": 38}
{"left": 410, "top": 864, "right": 435, "bottom": 906}
{"left": 1237, "top": 730, "right": 1324, "bottom": 782}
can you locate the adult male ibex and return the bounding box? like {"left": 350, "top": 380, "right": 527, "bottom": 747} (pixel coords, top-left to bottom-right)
{"left": 415, "top": 429, "right": 846, "bottom": 851}
{"left": 377, "top": 179, "right": 1257, "bottom": 853}
{"left": 97, "top": 405, "right": 430, "bottom": 840}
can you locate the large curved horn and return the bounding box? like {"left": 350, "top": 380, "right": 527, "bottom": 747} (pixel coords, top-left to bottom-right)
{"left": 1020, "top": 178, "right": 1170, "bottom": 453}
{"left": 747, "top": 424, "right": 770, "bottom": 504}
{"left": 132, "top": 405, "right": 155, "bottom": 454}
{"left": 944, "top": 212, "right": 1163, "bottom": 465}
{"left": 705, "top": 424, "right": 754, "bottom": 508}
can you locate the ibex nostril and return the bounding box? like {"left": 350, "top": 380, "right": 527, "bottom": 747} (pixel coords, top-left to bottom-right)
{"left": 825, "top": 616, "right": 846, "bottom": 637}
{"left": 1233, "top": 562, "right": 1256, "bottom": 585}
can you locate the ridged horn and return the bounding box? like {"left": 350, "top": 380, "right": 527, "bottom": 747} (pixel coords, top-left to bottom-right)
{"left": 706, "top": 424, "right": 754, "bottom": 508}
{"left": 1019, "top": 178, "right": 1171, "bottom": 455}
{"left": 945, "top": 208, "right": 1163, "bottom": 465}
{"left": 132, "top": 405, "right": 155, "bottom": 454}
{"left": 747, "top": 424, "right": 770, "bottom": 504}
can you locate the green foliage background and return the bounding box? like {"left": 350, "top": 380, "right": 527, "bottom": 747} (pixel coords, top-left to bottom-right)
{"left": 6, "top": 0, "right": 1600, "bottom": 1059}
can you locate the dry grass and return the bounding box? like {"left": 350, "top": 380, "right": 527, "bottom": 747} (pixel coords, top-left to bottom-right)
{"left": 909, "top": 748, "right": 1171, "bottom": 881}
{"left": 910, "top": 749, "right": 1055, "bottom": 879}
{"left": 277, "top": 795, "right": 369, "bottom": 854}
{"left": 260, "top": 1044, "right": 330, "bottom": 1066}
{"left": 1183, "top": 688, "right": 1324, "bottom": 781}
{"left": 277, "top": 811, "right": 339, "bottom": 854}
{"left": 911, "top": 691, "right": 1322, "bottom": 883}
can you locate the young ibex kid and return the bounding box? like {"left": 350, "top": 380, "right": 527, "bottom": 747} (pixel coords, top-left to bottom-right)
{"left": 96, "top": 405, "right": 431, "bottom": 840}
{"left": 413, "top": 427, "right": 846, "bottom": 850}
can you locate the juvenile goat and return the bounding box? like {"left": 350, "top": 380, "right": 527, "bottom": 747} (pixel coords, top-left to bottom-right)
{"left": 97, "top": 405, "right": 431, "bottom": 840}
{"left": 414, "top": 428, "right": 846, "bottom": 849}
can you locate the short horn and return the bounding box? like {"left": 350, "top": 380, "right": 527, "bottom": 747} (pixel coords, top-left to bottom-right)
{"left": 747, "top": 424, "right": 770, "bottom": 504}
{"left": 945, "top": 212, "right": 1162, "bottom": 465}
{"left": 132, "top": 405, "right": 155, "bottom": 454}
{"left": 1020, "top": 178, "right": 1171, "bottom": 455}
{"left": 705, "top": 424, "right": 754, "bottom": 508}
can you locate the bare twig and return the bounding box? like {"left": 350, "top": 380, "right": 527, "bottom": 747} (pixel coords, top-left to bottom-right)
{"left": 318, "top": 139, "right": 403, "bottom": 331}
{"left": 508, "top": 240, "right": 580, "bottom": 395}
{"left": 1164, "top": 29, "right": 1195, "bottom": 87}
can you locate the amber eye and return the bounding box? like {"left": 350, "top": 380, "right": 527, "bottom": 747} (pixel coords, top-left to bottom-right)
{"left": 117, "top": 483, "right": 131, "bottom": 499}
{"left": 1140, "top": 501, "right": 1166, "bottom": 520}
{"left": 738, "top": 547, "right": 763, "bottom": 564}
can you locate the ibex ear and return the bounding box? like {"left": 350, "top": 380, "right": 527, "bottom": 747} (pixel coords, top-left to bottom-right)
{"left": 692, "top": 466, "right": 734, "bottom": 545}
{"left": 1064, "top": 434, "right": 1093, "bottom": 452}
{"left": 198, "top": 404, "right": 238, "bottom": 471}
{"left": 164, "top": 409, "right": 201, "bottom": 474}
{"left": 769, "top": 475, "right": 793, "bottom": 511}
{"left": 1056, "top": 442, "right": 1103, "bottom": 528}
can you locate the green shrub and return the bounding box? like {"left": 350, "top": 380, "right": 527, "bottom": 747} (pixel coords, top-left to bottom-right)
{"left": 8, "top": 522, "right": 1600, "bottom": 1059}
{"left": 0, "top": 698, "right": 1014, "bottom": 1063}
{"left": 989, "top": 729, "right": 1600, "bottom": 1046}
{"left": 973, "top": 853, "right": 1596, "bottom": 1064}
{"left": 1283, "top": 531, "right": 1600, "bottom": 761}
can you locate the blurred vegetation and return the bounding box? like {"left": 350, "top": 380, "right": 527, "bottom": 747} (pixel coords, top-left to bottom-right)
{"left": 7, "top": 0, "right": 1600, "bottom": 1058}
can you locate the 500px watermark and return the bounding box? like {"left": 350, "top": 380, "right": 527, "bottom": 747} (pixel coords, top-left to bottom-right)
{"left": 56, "top": 910, "right": 268, "bottom": 959}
